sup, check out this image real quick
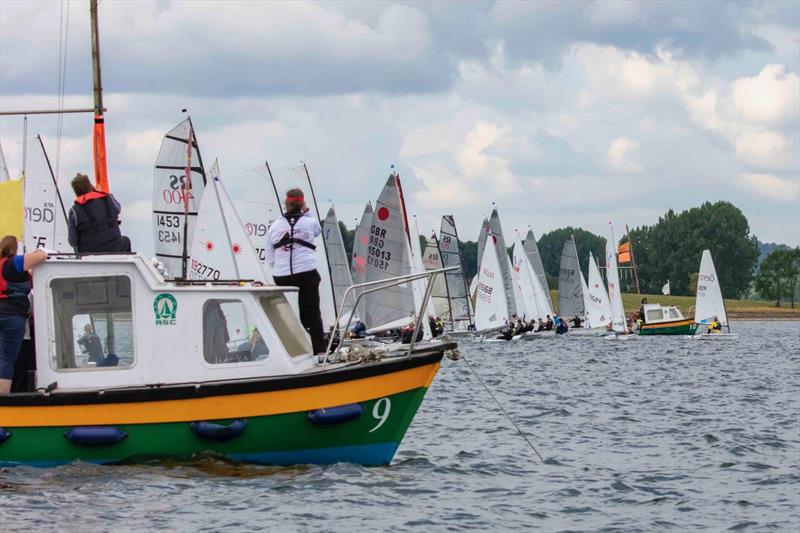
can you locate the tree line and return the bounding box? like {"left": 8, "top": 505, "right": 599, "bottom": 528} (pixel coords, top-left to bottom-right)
{"left": 337, "top": 201, "right": 774, "bottom": 300}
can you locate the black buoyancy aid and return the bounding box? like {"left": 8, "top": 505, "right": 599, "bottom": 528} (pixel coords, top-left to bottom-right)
{"left": 72, "top": 191, "right": 123, "bottom": 253}
{"left": 272, "top": 212, "right": 317, "bottom": 251}
{"left": 0, "top": 257, "right": 32, "bottom": 300}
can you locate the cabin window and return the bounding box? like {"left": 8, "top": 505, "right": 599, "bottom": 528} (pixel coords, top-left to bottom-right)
{"left": 50, "top": 276, "right": 134, "bottom": 370}
{"left": 669, "top": 308, "right": 681, "bottom": 319}
{"left": 646, "top": 309, "right": 664, "bottom": 322}
{"left": 260, "top": 293, "right": 312, "bottom": 357}
{"left": 202, "top": 300, "right": 269, "bottom": 364}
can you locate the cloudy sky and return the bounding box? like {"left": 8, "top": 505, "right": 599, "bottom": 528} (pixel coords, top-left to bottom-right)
{"left": 1, "top": 0, "right": 798, "bottom": 255}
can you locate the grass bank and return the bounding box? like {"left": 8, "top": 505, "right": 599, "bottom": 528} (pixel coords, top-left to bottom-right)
{"left": 548, "top": 290, "right": 800, "bottom": 319}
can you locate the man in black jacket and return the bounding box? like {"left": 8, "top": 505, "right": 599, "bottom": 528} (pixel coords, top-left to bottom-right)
{"left": 67, "top": 173, "right": 131, "bottom": 253}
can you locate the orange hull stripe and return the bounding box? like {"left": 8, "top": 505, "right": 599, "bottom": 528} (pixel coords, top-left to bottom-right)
{"left": 0, "top": 362, "right": 440, "bottom": 428}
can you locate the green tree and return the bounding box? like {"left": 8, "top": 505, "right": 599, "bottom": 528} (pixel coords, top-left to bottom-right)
{"left": 755, "top": 249, "right": 796, "bottom": 307}
{"left": 536, "top": 227, "right": 606, "bottom": 282}
{"left": 628, "top": 201, "right": 759, "bottom": 297}
{"left": 339, "top": 221, "right": 355, "bottom": 268}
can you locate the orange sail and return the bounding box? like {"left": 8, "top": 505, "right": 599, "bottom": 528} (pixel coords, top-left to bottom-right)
{"left": 93, "top": 115, "right": 109, "bottom": 192}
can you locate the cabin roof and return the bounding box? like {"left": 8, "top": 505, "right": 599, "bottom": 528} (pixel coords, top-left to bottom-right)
{"left": 40, "top": 253, "right": 293, "bottom": 293}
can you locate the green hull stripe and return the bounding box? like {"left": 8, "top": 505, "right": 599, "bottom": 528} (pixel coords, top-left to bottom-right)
{"left": 639, "top": 322, "right": 698, "bottom": 335}
{"left": 0, "top": 387, "right": 428, "bottom": 466}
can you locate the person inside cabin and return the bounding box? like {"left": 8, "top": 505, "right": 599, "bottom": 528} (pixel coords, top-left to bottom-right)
{"left": 638, "top": 297, "right": 648, "bottom": 322}
{"left": 77, "top": 323, "right": 105, "bottom": 366}
{"left": 203, "top": 300, "right": 230, "bottom": 363}
{"left": 266, "top": 188, "right": 326, "bottom": 355}
{"left": 0, "top": 236, "right": 47, "bottom": 394}
{"left": 250, "top": 329, "right": 268, "bottom": 358}
{"left": 68, "top": 173, "right": 131, "bottom": 254}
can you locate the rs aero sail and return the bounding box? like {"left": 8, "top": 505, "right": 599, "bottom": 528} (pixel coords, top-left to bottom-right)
{"left": 692, "top": 250, "right": 735, "bottom": 339}
{"left": 152, "top": 118, "right": 207, "bottom": 278}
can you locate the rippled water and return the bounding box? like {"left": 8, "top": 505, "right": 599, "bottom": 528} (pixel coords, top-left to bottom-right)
{"left": 2, "top": 321, "right": 798, "bottom": 531}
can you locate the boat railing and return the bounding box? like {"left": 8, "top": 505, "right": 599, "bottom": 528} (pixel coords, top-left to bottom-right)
{"left": 324, "top": 266, "right": 458, "bottom": 367}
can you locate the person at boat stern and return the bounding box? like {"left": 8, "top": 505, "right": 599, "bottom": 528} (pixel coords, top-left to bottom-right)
{"left": 266, "top": 188, "right": 326, "bottom": 355}
{"left": 68, "top": 173, "right": 131, "bottom": 254}
{"left": 0, "top": 236, "right": 47, "bottom": 394}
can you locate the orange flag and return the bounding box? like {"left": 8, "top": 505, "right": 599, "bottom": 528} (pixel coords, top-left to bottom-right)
{"left": 93, "top": 115, "right": 109, "bottom": 192}
{"left": 618, "top": 241, "right": 631, "bottom": 264}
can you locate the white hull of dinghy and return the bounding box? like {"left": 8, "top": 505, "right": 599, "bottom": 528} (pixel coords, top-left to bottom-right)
{"left": 476, "top": 334, "right": 522, "bottom": 343}
{"left": 604, "top": 333, "right": 637, "bottom": 340}
{"left": 567, "top": 328, "right": 606, "bottom": 337}
{"left": 687, "top": 333, "right": 738, "bottom": 340}
{"left": 522, "top": 331, "right": 556, "bottom": 340}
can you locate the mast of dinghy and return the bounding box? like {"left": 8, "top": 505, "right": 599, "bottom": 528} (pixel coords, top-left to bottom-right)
{"left": 301, "top": 162, "right": 338, "bottom": 313}
{"left": 90, "top": 0, "right": 109, "bottom": 192}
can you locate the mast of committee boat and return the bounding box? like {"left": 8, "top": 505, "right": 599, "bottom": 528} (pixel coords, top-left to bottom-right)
{"left": 90, "top": 0, "right": 109, "bottom": 192}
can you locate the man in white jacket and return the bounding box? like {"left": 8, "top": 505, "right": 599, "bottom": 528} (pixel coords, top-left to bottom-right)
{"left": 266, "top": 188, "right": 325, "bottom": 354}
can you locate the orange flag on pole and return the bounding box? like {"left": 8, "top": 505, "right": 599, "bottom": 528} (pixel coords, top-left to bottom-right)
{"left": 93, "top": 115, "right": 109, "bottom": 192}
{"left": 617, "top": 241, "right": 631, "bottom": 264}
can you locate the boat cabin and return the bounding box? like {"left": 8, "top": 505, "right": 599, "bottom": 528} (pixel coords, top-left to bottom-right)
{"left": 641, "top": 303, "right": 686, "bottom": 324}
{"left": 28, "top": 254, "right": 317, "bottom": 392}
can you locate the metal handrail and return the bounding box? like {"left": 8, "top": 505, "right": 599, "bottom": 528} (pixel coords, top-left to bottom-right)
{"left": 323, "top": 266, "right": 457, "bottom": 367}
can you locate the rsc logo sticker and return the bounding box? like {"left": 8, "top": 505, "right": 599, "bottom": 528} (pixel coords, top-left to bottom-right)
{"left": 153, "top": 293, "right": 178, "bottom": 326}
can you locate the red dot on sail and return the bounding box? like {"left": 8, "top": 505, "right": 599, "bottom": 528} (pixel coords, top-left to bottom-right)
{"left": 205, "top": 241, "right": 214, "bottom": 251}
{"left": 360, "top": 236, "right": 369, "bottom": 245}
{"left": 377, "top": 207, "right": 390, "bottom": 221}
{"left": 232, "top": 243, "right": 241, "bottom": 254}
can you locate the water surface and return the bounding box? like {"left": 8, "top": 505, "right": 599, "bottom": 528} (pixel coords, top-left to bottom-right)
{"left": 2, "top": 321, "right": 798, "bottom": 531}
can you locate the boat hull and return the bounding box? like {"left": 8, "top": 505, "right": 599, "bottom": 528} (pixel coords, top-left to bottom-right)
{"left": 0, "top": 351, "right": 446, "bottom": 468}
{"left": 638, "top": 319, "right": 698, "bottom": 336}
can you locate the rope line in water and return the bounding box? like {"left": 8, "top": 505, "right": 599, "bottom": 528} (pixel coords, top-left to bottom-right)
{"left": 460, "top": 353, "right": 545, "bottom": 462}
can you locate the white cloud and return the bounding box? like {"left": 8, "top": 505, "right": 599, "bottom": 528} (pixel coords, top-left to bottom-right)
{"left": 737, "top": 173, "right": 800, "bottom": 202}
{"left": 607, "top": 137, "right": 641, "bottom": 173}
{"left": 731, "top": 64, "right": 800, "bottom": 126}
{"left": 734, "top": 130, "right": 791, "bottom": 169}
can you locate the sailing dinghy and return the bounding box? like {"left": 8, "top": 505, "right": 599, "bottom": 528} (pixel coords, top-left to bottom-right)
{"left": 558, "top": 236, "right": 585, "bottom": 321}
{"left": 690, "top": 250, "right": 737, "bottom": 340}
{"left": 473, "top": 230, "right": 509, "bottom": 334}
{"left": 152, "top": 118, "right": 207, "bottom": 278}
{"left": 605, "top": 224, "right": 630, "bottom": 336}
{"left": 522, "top": 229, "right": 554, "bottom": 314}
{"left": 188, "top": 160, "right": 269, "bottom": 283}
{"left": 438, "top": 215, "right": 474, "bottom": 334}
{"left": 323, "top": 206, "right": 357, "bottom": 324}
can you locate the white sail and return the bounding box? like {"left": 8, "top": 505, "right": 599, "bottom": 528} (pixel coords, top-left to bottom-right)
{"left": 580, "top": 267, "right": 592, "bottom": 322}
{"left": 363, "top": 174, "right": 415, "bottom": 330}
{"left": 422, "top": 234, "right": 451, "bottom": 320}
{"left": 439, "top": 215, "right": 473, "bottom": 329}
{"left": 489, "top": 209, "right": 518, "bottom": 317}
{"left": 239, "top": 168, "right": 279, "bottom": 269}
{"left": 523, "top": 229, "right": 554, "bottom": 313}
{"left": 351, "top": 202, "right": 373, "bottom": 321}
{"left": 410, "top": 216, "right": 434, "bottom": 337}
{"left": 474, "top": 230, "right": 508, "bottom": 332}
{"left": 606, "top": 224, "right": 627, "bottom": 332}
{"left": 695, "top": 249, "right": 728, "bottom": 326}
{"left": 511, "top": 232, "right": 542, "bottom": 320}
{"left": 476, "top": 217, "right": 490, "bottom": 273}
{"left": 188, "top": 160, "right": 269, "bottom": 283}
{"left": 0, "top": 141, "right": 10, "bottom": 182}
{"left": 586, "top": 252, "right": 612, "bottom": 329}
{"left": 23, "top": 136, "right": 68, "bottom": 252}
{"left": 323, "top": 206, "right": 356, "bottom": 323}
{"left": 558, "top": 237, "right": 584, "bottom": 319}
{"left": 152, "top": 118, "right": 207, "bottom": 278}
